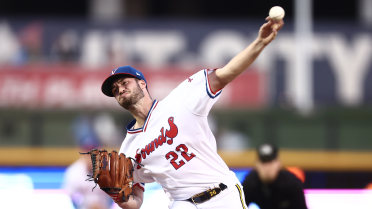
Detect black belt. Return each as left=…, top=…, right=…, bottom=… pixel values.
left=186, top=183, right=227, bottom=204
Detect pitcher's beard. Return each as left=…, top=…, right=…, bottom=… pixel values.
left=119, top=85, right=145, bottom=110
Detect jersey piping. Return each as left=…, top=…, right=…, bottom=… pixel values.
left=126, top=100, right=159, bottom=134
left=204, top=69, right=222, bottom=98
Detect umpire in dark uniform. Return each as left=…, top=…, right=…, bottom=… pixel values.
left=242, top=143, right=307, bottom=209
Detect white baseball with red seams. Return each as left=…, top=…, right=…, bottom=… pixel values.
left=119, top=69, right=246, bottom=207
left=269, top=6, right=285, bottom=21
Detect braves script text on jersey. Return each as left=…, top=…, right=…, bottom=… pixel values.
left=119, top=69, right=246, bottom=207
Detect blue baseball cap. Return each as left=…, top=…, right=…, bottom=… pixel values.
left=101, top=66, right=147, bottom=97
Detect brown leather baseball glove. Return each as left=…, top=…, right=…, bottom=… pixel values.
left=82, top=149, right=134, bottom=202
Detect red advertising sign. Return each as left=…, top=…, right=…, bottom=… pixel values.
left=0, top=65, right=266, bottom=109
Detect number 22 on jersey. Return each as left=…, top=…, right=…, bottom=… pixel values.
left=165, top=144, right=196, bottom=170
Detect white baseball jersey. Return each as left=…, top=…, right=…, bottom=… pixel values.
left=119, top=69, right=239, bottom=201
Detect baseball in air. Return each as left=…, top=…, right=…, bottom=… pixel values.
left=269, top=6, right=285, bottom=21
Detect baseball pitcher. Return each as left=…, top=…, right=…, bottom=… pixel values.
left=87, top=16, right=283, bottom=209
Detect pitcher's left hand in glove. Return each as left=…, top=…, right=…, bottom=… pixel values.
left=82, top=149, right=134, bottom=203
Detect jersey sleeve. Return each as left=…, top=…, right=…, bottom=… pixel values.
left=167, top=69, right=222, bottom=116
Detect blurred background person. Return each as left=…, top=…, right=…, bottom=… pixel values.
left=242, top=143, right=307, bottom=209
left=63, top=114, right=113, bottom=209
left=63, top=154, right=113, bottom=209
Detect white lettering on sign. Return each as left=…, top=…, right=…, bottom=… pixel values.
left=0, top=23, right=20, bottom=64
left=79, top=78, right=119, bottom=108
left=51, top=29, right=372, bottom=107
left=132, top=31, right=186, bottom=68
left=196, top=32, right=372, bottom=106
left=0, top=76, right=40, bottom=108
left=80, top=31, right=107, bottom=68
left=43, top=77, right=77, bottom=108
left=199, top=31, right=249, bottom=67
left=325, top=34, right=372, bottom=105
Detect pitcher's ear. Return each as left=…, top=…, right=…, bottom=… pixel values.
left=138, top=79, right=147, bottom=89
